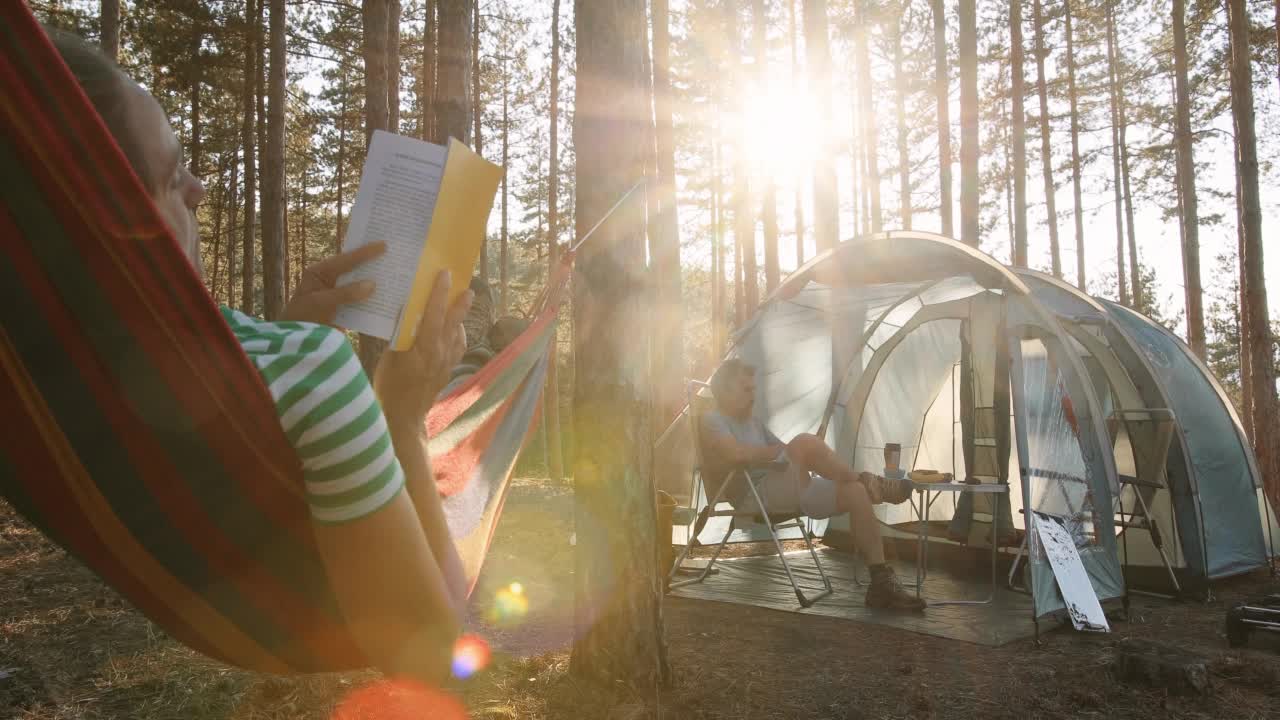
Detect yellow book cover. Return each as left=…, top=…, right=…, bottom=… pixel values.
left=334, top=131, right=502, bottom=350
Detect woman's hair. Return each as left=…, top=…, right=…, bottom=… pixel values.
left=44, top=26, right=155, bottom=190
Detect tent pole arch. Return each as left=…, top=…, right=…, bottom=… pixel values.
left=1017, top=269, right=1215, bottom=581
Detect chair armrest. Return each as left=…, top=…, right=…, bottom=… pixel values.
left=727, top=460, right=789, bottom=474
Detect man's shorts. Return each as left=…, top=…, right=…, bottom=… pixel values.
left=735, top=463, right=841, bottom=520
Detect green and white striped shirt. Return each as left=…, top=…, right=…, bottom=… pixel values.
left=221, top=308, right=405, bottom=524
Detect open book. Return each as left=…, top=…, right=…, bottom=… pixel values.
left=335, top=130, right=502, bottom=350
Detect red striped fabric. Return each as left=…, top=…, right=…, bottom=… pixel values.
left=0, top=3, right=568, bottom=674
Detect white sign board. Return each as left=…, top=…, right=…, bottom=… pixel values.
left=1035, top=513, right=1110, bottom=632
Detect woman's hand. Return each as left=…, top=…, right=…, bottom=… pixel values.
left=280, top=242, right=386, bottom=326
left=374, top=270, right=473, bottom=426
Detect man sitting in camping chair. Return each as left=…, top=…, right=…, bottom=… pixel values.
left=702, top=359, right=925, bottom=610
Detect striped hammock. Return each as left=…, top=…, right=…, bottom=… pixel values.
left=0, top=4, right=566, bottom=674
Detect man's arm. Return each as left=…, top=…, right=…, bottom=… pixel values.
left=701, top=414, right=786, bottom=467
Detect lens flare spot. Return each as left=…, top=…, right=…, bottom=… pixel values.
left=451, top=634, right=491, bottom=680
left=487, top=582, right=530, bottom=625
left=332, top=678, right=465, bottom=720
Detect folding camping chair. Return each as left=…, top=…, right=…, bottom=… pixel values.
left=1107, top=408, right=1181, bottom=594
left=667, top=381, right=834, bottom=608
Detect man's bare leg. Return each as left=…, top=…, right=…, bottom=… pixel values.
left=836, top=481, right=886, bottom=565
left=786, top=433, right=924, bottom=610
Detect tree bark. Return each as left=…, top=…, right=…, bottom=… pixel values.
left=241, top=0, right=258, bottom=314
left=361, top=0, right=391, bottom=368
left=804, top=0, right=839, bottom=252
left=790, top=0, right=806, bottom=260
left=209, top=155, right=227, bottom=302
left=226, top=148, right=240, bottom=306
left=752, top=0, right=780, bottom=291
left=388, top=0, right=401, bottom=133
left=437, top=0, right=473, bottom=144
left=570, top=0, right=669, bottom=688
left=499, top=53, right=509, bottom=315
left=1172, top=0, right=1205, bottom=357
left=1104, top=0, right=1127, bottom=304
left=893, top=4, right=910, bottom=231
left=100, top=0, right=119, bottom=61
left=854, top=0, right=881, bottom=234
left=545, top=0, right=565, bottom=482
left=931, top=0, right=952, bottom=238
left=1009, top=0, right=1028, bottom=268
left=422, top=0, right=437, bottom=141
left=336, top=69, right=349, bottom=242
left=472, top=0, right=487, bottom=283
left=1113, top=1, right=1139, bottom=309
left=726, top=2, right=758, bottom=314
left=958, top=0, right=979, bottom=247
left=262, top=0, right=287, bottom=320
left=1064, top=0, right=1085, bottom=289
left=712, top=121, right=725, bottom=355
left=1032, top=0, right=1059, bottom=277
left=653, top=0, right=685, bottom=425
left=1227, top=0, right=1278, bottom=499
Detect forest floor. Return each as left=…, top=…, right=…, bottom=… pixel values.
left=2, top=477, right=1278, bottom=720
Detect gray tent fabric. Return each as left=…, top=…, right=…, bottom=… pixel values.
left=1013, top=269, right=1273, bottom=587
left=1101, top=300, right=1267, bottom=579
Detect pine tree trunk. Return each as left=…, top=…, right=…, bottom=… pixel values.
left=1104, top=1, right=1127, bottom=305
left=210, top=155, right=227, bottom=301
left=189, top=31, right=203, bottom=182
left=1064, top=0, right=1085, bottom=289
left=727, top=2, right=758, bottom=313
left=437, top=0, right=472, bottom=144
left=850, top=87, right=861, bottom=236
left=472, top=0, right=487, bottom=283
left=894, top=5, right=910, bottom=231
left=1172, top=0, right=1205, bottom=357
left=855, top=0, right=881, bottom=234
left=422, top=0, right=437, bottom=142
left=1226, top=0, right=1278, bottom=501
left=712, top=123, right=725, bottom=355
left=388, top=0, right=401, bottom=133
left=752, top=0, right=780, bottom=290
left=499, top=56, right=509, bottom=314
left=360, top=0, right=391, bottom=369
left=804, top=0, right=839, bottom=252
left=241, top=0, right=258, bottom=314
left=262, top=0, right=287, bottom=320
left=544, top=0, right=565, bottom=482
left=570, top=0, right=670, bottom=688
left=1114, top=13, right=1140, bottom=310
left=790, top=0, right=806, bottom=260
left=958, top=0, right=979, bottom=247
left=100, top=0, right=119, bottom=61
left=226, top=148, right=240, bottom=306
left=336, top=70, right=349, bottom=241
left=300, top=165, right=308, bottom=277
left=653, top=0, right=685, bottom=424
left=931, top=0, right=952, bottom=238
left=1032, top=0, right=1059, bottom=277
left=1009, top=0, right=1028, bottom=268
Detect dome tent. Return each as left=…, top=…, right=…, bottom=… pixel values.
left=658, top=232, right=1128, bottom=623
left=658, top=232, right=1277, bottom=621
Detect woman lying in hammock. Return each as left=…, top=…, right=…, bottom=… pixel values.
left=50, top=29, right=469, bottom=684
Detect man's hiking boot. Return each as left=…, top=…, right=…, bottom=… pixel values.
left=865, top=565, right=927, bottom=611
